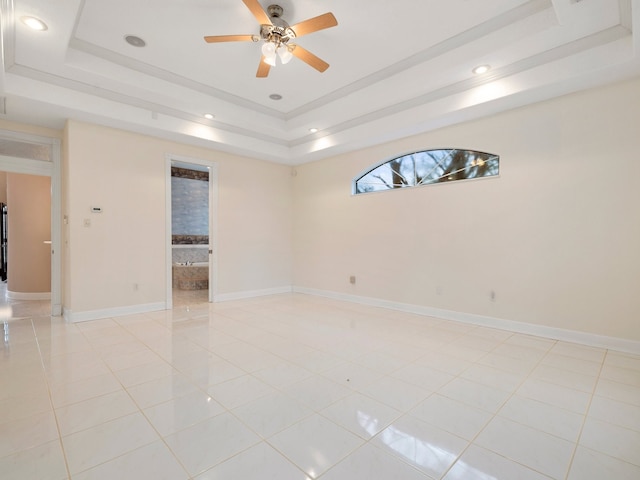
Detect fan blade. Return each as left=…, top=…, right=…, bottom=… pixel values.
left=204, top=34, right=256, bottom=43
left=290, top=45, right=329, bottom=72
left=290, top=12, right=337, bottom=37
left=256, top=57, right=271, bottom=77
left=242, top=0, right=272, bottom=25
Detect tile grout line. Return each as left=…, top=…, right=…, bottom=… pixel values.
left=561, top=347, right=608, bottom=480
left=116, top=306, right=321, bottom=478
left=110, top=314, right=213, bottom=480
left=64, top=315, right=190, bottom=479
left=435, top=332, right=558, bottom=479
left=31, top=316, right=73, bottom=480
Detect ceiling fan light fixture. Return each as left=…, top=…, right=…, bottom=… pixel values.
left=277, top=45, right=292, bottom=64
left=264, top=53, right=277, bottom=66
left=203, top=2, right=338, bottom=78
left=261, top=41, right=276, bottom=57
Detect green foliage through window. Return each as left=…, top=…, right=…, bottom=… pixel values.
left=354, top=148, right=499, bottom=194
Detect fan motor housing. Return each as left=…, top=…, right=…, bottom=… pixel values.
left=267, top=5, right=283, bottom=18
left=261, top=5, right=295, bottom=44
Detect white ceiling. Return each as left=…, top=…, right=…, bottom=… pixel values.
left=2, top=0, right=638, bottom=165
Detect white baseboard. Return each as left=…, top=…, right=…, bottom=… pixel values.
left=214, top=286, right=293, bottom=302
left=64, top=302, right=166, bottom=323
left=62, top=285, right=294, bottom=323
left=293, top=286, right=640, bottom=355
left=57, top=286, right=640, bottom=354
left=7, top=291, right=51, bottom=300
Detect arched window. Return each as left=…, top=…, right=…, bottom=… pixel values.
left=353, top=148, right=499, bottom=194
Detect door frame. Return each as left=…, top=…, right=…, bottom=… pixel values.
left=165, top=154, right=218, bottom=308
left=0, top=129, right=62, bottom=316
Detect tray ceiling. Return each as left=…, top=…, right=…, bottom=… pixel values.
left=1, top=0, right=638, bottom=164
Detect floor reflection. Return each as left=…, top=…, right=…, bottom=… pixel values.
left=172, top=287, right=208, bottom=307
left=0, top=283, right=209, bottom=320
left=378, top=422, right=459, bottom=475
left=0, top=281, right=51, bottom=319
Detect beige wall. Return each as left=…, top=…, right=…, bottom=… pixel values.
left=293, top=77, right=640, bottom=341
left=2, top=79, right=637, bottom=344
left=6, top=173, right=52, bottom=293
left=64, top=121, right=292, bottom=314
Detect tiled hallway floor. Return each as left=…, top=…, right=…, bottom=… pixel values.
left=0, top=281, right=51, bottom=320
left=1, top=293, right=639, bottom=479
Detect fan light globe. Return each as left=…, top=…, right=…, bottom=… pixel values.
left=277, top=46, right=293, bottom=64
left=264, top=53, right=277, bottom=66
left=261, top=41, right=276, bottom=56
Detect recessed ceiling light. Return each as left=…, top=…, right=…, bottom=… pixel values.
left=472, top=64, right=491, bottom=75
left=269, top=94, right=283, bottom=100
left=20, top=16, right=48, bottom=31
left=204, top=113, right=214, bottom=119
left=309, top=128, right=318, bottom=133
left=125, top=35, right=146, bottom=47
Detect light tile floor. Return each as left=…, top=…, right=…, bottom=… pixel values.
left=1, top=292, right=639, bottom=479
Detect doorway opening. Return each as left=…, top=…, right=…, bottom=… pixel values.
left=165, top=155, right=217, bottom=309
left=0, top=172, right=52, bottom=319
left=0, top=131, right=61, bottom=317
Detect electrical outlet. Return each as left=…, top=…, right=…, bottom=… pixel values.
left=133, top=283, right=139, bottom=291
left=349, top=275, right=356, bottom=284
left=490, top=290, right=496, bottom=302
left=83, top=218, right=91, bottom=227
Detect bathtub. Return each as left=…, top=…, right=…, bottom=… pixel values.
left=172, top=262, right=209, bottom=290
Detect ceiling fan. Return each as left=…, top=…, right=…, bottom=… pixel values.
left=204, top=0, right=338, bottom=78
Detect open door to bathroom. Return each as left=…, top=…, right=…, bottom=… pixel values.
left=166, top=156, right=218, bottom=307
